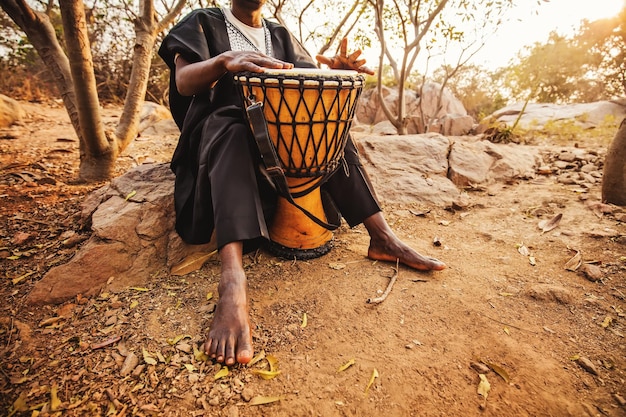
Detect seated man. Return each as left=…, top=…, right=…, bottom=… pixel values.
left=158, top=0, right=445, bottom=366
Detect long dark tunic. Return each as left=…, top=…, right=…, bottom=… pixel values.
left=158, top=8, right=380, bottom=251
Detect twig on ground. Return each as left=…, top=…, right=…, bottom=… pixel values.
left=367, top=259, right=399, bottom=304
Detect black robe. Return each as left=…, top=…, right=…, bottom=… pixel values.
left=158, top=8, right=380, bottom=249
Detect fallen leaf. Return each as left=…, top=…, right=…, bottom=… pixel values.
left=248, top=350, right=266, bottom=367
left=564, top=250, right=582, bottom=271
left=166, top=335, right=191, bottom=346
left=214, top=366, right=229, bottom=380
left=266, top=354, right=279, bottom=372
left=249, top=396, right=281, bottom=406
left=125, top=190, right=137, bottom=201
left=484, top=361, right=510, bottom=383
left=50, top=385, right=61, bottom=411
left=529, top=256, right=536, bottom=266
left=503, top=327, right=510, bottom=336
left=538, top=213, right=562, bottom=233
left=8, top=392, right=28, bottom=417
left=301, top=313, right=308, bottom=328
left=328, top=262, right=346, bottom=270
left=337, top=358, right=356, bottom=373
left=206, top=291, right=213, bottom=301
left=170, top=251, right=217, bottom=276
left=184, top=363, right=196, bottom=372
left=129, top=287, right=150, bottom=292
left=477, top=374, right=490, bottom=399
left=251, top=369, right=281, bottom=380
left=364, top=368, right=379, bottom=395
left=601, top=316, right=613, bottom=328
left=11, top=271, right=35, bottom=285
left=129, top=300, right=139, bottom=309
left=142, top=348, right=157, bottom=365
left=193, top=345, right=209, bottom=362
left=517, top=243, right=530, bottom=256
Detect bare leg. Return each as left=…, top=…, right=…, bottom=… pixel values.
left=364, top=212, right=446, bottom=271
left=204, top=241, right=254, bottom=365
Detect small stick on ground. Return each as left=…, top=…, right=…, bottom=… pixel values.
left=367, top=259, right=399, bottom=304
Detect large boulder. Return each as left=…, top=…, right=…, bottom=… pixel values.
left=485, top=101, right=626, bottom=129
left=27, top=164, right=214, bottom=305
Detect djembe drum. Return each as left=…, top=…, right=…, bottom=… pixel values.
left=234, top=68, right=364, bottom=260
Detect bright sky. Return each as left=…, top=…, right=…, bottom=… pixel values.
left=473, top=0, right=625, bottom=70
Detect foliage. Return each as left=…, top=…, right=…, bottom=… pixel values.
left=0, top=0, right=208, bottom=104
left=499, top=7, right=626, bottom=104
left=432, top=63, right=506, bottom=120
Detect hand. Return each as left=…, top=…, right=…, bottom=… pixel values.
left=223, top=50, right=294, bottom=73
left=316, top=38, right=375, bottom=75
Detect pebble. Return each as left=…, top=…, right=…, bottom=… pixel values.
left=581, top=263, right=603, bottom=282
left=576, top=356, right=599, bottom=376
left=241, top=388, right=254, bottom=402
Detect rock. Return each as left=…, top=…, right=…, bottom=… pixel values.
left=0, top=94, right=26, bottom=128
left=485, top=101, right=626, bottom=130
left=27, top=163, right=215, bottom=305
left=525, top=284, right=573, bottom=305
left=576, top=356, right=599, bottom=376
left=580, top=263, right=603, bottom=282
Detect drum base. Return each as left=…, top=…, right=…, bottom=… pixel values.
left=267, top=238, right=333, bottom=260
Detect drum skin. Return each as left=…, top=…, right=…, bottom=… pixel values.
left=235, top=69, right=364, bottom=258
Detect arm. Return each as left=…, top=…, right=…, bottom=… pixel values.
left=175, top=51, right=295, bottom=96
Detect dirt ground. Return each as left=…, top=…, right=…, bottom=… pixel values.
left=0, top=102, right=625, bottom=417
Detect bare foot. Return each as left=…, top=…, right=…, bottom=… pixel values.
left=364, top=212, right=446, bottom=271
left=204, top=243, right=254, bottom=365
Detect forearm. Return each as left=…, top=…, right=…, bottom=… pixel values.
left=175, top=54, right=229, bottom=96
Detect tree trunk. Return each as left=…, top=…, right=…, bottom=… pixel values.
left=59, top=0, right=116, bottom=181
left=601, top=118, right=626, bottom=206
left=0, top=0, right=82, bottom=144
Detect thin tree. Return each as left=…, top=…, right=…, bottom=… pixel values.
left=0, top=0, right=186, bottom=181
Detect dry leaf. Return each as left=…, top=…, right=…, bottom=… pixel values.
left=206, top=291, right=213, bottom=301
left=485, top=361, right=510, bottom=383
left=337, top=358, right=356, bottom=373
left=301, top=313, right=308, bottom=328
left=248, top=350, right=266, bottom=367
left=564, top=250, right=582, bottom=271
left=125, top=190, right=137, bottom=201
left=193, top=345, right=209, bottom=362
left=129, top=300, right=139, bottom=309
left=184, top=363, right=196, bottom=372
left=328, top=262, right=346, bottom=270
left=517, top=244, right=530, bottom=256
left=249, top=396, right=281, bottom=406
left=251, top=369, right=282, bottom=380
left=12, top=270, right=35, bottom=285
left=266, top=355, right=279, bottom=372
left=142, top=348, right=157, bottom=365
left=601, top=316, right=613, bottom=328
left=50, top=385, right=61, bottom=411
left=529, top=256, right=536, bottom=266
left=214, top=366, right=229, bottom=380
left=538, top=213, right=562, bottom=233
left=364, top=368, right=379, bottom=395
left=170, top=251, right=217, bottom=276
left=477, top=374, right=490, bottom=399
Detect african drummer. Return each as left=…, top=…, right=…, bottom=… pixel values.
left=158, top=0, right=446, bottom=366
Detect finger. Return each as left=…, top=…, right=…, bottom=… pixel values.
left=352, top=58, right=367, bottom=68
left=359, top=65, right=375, bottom=76
left=348, top=49, right=362, bottom=61
left=316, top=54, right=332, bottom=66
left=340, top=37, right=348, bottom=57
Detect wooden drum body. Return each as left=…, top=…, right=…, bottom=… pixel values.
left=234, top=69, right=364, bottom=259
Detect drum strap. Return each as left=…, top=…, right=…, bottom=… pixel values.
left=245, top=102, right=339, bottom=231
